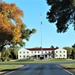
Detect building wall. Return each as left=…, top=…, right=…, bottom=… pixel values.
left=18, top=48, right=67, bottom=59
left=31, top=50, right=52, bottom=59
left=18, top=48, right=53, bottom=59
left=18, top=49, right=32, bottom=59
left=54, top=49, right=67, bottom=58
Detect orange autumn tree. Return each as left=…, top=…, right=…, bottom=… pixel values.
left=0, top=2, right=23, bottom=44
left=0, top=1, right=36, bottom=50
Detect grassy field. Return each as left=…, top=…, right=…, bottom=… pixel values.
left=60, top=63, right=75, bottom=72
left=60, top=64, right=75, bottom=69
left=16, top=59, right=75, bottom=63
left=0, top=65, right=23, bottom=71
left=0, top=59, right=75, bottom=65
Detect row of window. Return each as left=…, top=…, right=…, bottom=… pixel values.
left=19, top=54, right=49, bottom=58
left=20, top=55, right=29, bottom=58
left=56, top=55, right=66, bottom=57
left=19, top=51, right=51, bottom=54
left=20, top=51, right=29, bottom=54
left=55, top=51, right=65, bottom=53
left=19, top=55, right=66, bottom=58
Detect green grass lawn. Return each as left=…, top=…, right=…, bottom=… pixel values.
left=0, top=65, right=23, bottom=71
left=1, top=59, right=74, bottom=65
left=0, top=59, right=75, bottom=65
left=60, top=64, right=75, bottom=69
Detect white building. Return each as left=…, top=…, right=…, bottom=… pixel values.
left=18, top=48, right=31, bottom=59
left=18, top=48, right=67, bottom=59
left=54, top=48, right=67, bottom=58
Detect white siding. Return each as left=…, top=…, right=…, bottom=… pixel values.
left=18, top=48, right=67, bottom=59
left=54, top=49, right=67, bottom=58
left=18, top=49, right=32, bottom=59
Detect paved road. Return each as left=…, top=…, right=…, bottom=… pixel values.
left=2, top=63, right=75, bottom=75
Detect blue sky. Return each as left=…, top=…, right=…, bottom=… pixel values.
left=3, top=0, right=75, bottom=48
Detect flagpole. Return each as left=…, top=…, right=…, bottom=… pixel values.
left=40, top=14, right=43, bottom=58
left=40, top=15, right=42, bottom=49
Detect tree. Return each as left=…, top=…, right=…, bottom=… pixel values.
left=46, top=0, right=75, bottom=33
left=51, top=50, right=55, bottom=58
left=71, top=49, right=75, bottom=59
left=0, top=1, right=36, bottom=50
left=50, top=45, right=54, bottom=48
left=56, top=46, right=59, bottom=49
left=18, top=23, right=36, bottom=47
left=72, top=44, right=75, bottom=49
left=1, top=48, right=10, bottom=61
left=70, top=44, right=75, bottom=59
left=9, top=45, right=18, bottom=59
left=0, top=2, right=23, bottom=43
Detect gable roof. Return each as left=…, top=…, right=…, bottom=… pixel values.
left=55, top=48, right=67, bottom=51
left=26, top=48, right=58, bottom=51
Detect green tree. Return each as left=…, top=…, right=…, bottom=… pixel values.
left=63, top=47, right=72, bottom=58
left=50, top=45, right=54, bottom=48
left=72, top=44, right=75, bottom=49
left=46, top=0, right=75, bottom=33
left=71, top=44, right=75, bottom=59
left=1, top=48, right=10, bottom=61
left=18, top=24, right=36, bottom=47
left=9, top=45, right=19, bottom=59
left=56, top=46, right=59, bottom=49
left=71, top=49, right=75, bottom=59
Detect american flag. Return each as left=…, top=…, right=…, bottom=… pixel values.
left=40, top=15, right=42, bottom=25
left=40, top=15, right=42, bottom=19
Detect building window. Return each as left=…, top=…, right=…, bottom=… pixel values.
left=38, top=51, right=39, bottom=53
left=20, top=52, right=21, bottom=54
left=60, top=51, right=61, bottom=53
left=35, top=51, right=36, bottom=53
left=20, top=55, right=21, bottom=57
left=23, top=55, right=25, bottom=58
left=27, top=51, right=29, bottom=53
left=23, top=52, right=25, bottom=53
left=32, top=51, right=33, bottom=53
left=56, top=51, right=58, bottom=53
left=60, top=55, right=61, bottom=57
left=63, top=51, right=65, bottom=53
left=27, top=55, right=29, bottom=57
left=63, top=55, right=65, bottom=57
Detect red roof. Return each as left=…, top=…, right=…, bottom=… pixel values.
left=26, top=48, right=58, bottom=51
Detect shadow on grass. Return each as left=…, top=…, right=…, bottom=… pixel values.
left=62, top=67, right=75, bottom=70
left=0, top=68, right=19, bottom=72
